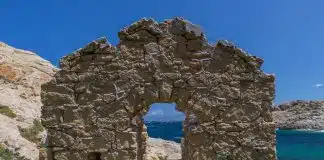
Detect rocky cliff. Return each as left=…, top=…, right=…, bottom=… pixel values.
left=145, top=138, right=181, bottom=160
left=272, top=100, right=324, bottom=130
left=0, top=42, right=57, bottom=159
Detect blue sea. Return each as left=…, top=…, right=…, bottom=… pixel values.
left=145, top=121, right=324, bottom=160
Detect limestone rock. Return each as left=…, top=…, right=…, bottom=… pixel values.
left=0, top=42, right=57, bottom=159
left=145, top=138, right=181, bottom=160
left=272, top=100, right=324, bottom=130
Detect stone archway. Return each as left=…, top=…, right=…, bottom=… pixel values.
left=41, top=17, right=276, bottom=160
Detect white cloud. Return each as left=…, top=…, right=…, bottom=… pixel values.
left=313, top=84, right=324, bottom=88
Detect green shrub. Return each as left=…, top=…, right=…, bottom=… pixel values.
left=0, top=144, right=27, bottom=160
left=0, top=105, right=16, bottom=118
left=0, top=144, right=14, bottom=160
left=18, top=119, right=44, bottom=144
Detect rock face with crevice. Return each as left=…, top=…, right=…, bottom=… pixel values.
left=41, top=18, right=276, bottom=160
left=0, top=42, right=57, bottom=159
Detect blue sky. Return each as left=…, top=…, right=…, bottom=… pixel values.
left=1, top=0, right=324, bottom=120
left=143, top=103, right=185, bottom=122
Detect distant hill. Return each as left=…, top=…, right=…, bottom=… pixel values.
left=144, top=114, right=185, bottom=122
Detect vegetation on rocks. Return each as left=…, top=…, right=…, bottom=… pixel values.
left=0, top=144, right=14, bottom=160
left=0, top=104, right=16, bottom=118
left=0, top=144, right=27, bottom=160
left=0, top=42, right=56, bottom=159
left=18, top=119, right=44, bottom=144
left=215, top=152, right=234, bottom=160
left=151, top=156, right=166, bottom=160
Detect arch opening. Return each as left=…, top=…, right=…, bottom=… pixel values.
left=144, top=102, right=185, bottom=142
left=140, top=102, right=185, bottom=160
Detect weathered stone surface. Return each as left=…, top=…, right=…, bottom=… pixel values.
left=0, top=42, right=57, bottom=159
left=145, top=138, right=181, bottom=160
left=273, top=100, right=324, bottom=130
left=41, top=17, right=276, bottom=160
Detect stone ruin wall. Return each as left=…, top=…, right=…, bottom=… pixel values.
left=41, top=18, right=276, bottom=160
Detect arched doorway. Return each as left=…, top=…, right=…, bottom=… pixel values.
left=41, top=18, right=276, bottom=160
left=143, top=103, right=184, bottom=159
